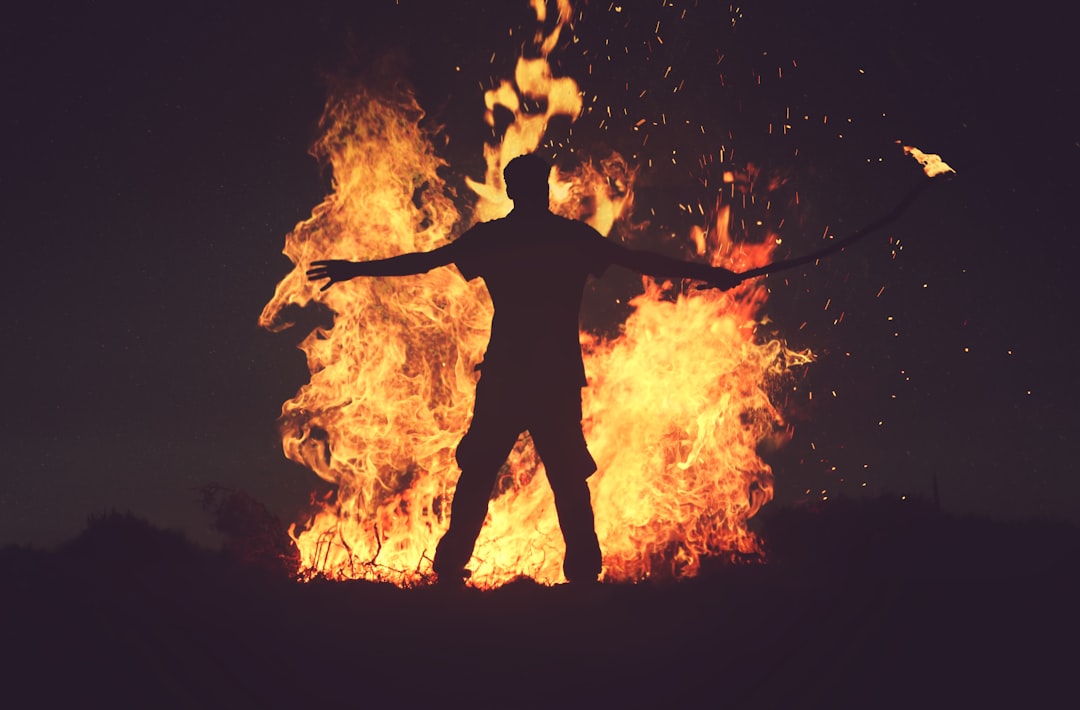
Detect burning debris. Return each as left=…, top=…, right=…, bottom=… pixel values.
left=902, top=144, right=956, bottom=178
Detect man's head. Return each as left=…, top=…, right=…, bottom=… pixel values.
left=503, top=153, right=551, bottom=209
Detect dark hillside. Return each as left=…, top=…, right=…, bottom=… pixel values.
left=4, top=501, right=1076, bottom=708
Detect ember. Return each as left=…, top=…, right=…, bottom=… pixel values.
left=902, top=144, right=956, bottom=178
left=259, top=1, right=810, bottom=587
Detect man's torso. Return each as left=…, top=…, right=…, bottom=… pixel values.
left=450, top=211, right=612, bottom=387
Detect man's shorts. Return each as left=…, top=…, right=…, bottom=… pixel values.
left=455, top=372, right=597, bottom=480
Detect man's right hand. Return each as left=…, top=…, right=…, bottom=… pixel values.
left=306, top=260, right=357, bottom=291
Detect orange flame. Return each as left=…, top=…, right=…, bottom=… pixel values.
left=260, top=4, right=810, bottom=587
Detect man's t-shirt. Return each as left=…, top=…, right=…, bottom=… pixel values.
left=447, top=209, right=614, bottom=388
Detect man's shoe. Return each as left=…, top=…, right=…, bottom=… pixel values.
left=434, top=567, right=471, bottom=588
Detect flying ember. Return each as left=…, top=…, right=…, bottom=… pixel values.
left=902, top=145, right=956, bottom=178
left=259, top=2, right=811, bottom=588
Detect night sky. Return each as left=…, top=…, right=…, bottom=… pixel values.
left=4, top=0, right=1076, bottom=549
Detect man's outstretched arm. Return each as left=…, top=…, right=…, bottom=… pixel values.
left=607, top=243, right=744, bottom=290
left=306, top=245, right=455, bottom=291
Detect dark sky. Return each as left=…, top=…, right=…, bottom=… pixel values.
left=3, top=0, right=1076, bottom=548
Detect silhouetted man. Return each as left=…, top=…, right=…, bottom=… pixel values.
left=307, top=153, right=741, bottom=585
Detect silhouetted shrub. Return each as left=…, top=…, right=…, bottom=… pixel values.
left=58, top=510, right=198, bottom=571
left=199, top=483, right=300, bottom=577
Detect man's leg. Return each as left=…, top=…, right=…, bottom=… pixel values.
left=433, top=376, right=521, bottom=580
left=433, top=461, right=502, bottom=579
left=545, top=473, right=602, bottom=583
left=529, top=389, right=602, bottom=583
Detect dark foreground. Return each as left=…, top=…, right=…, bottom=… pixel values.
left=3, top=499, right=1077, bottom=708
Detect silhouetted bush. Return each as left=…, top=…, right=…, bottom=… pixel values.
left=58, top=509, right=200, bottom=571
left=199, top=483, right=300, bottom=577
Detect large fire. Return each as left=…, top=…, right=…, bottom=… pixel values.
left=259, top=2, right=811, bottom=588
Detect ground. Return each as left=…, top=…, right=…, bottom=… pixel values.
left=3, top=499, right=1076, bottom=708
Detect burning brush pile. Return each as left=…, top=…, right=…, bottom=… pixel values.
left=259, top=1, right=811, bottom=588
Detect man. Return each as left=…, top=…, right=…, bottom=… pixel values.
left=307, top=153, right=742, bottom=585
